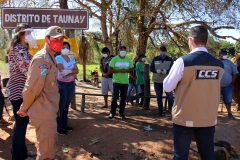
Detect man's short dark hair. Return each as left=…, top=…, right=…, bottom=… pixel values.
left=189, top=25, right=208, bottom=45
left=102, top=47, right=110, bottom=53
left=160, top=46, right=167, bottom=52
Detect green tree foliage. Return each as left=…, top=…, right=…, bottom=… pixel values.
left=235, top=39, right=240, bottom=54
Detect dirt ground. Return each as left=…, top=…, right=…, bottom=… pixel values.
left=0, top=82, right=240, bottom=160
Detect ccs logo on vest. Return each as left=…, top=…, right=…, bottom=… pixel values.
left=195, top=69, right=219, bottom=80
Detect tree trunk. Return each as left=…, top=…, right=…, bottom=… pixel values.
left=143, top=64, right=150, bottom=109
left=136, top=0, right=148, bottom=55
left=82, top=60, right=87, bottom=81
left=100, top=8, right=113, bottom=54
left=136, top=33, right=148, bottom=55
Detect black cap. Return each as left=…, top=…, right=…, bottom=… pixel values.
left=118, top=44, right=127, bottom=50
left=139, top=53, right=146, bottom=57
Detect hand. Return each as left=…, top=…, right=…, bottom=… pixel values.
left=61, top=69, right=72, bottom=76
left=157, top=69, right=162, bottom=74
left=162, top=69, right=167, bottom=74
left=121, top=69, right=127, bottom=73
left=103, top=73, right=109, bottom=78
left=17, top=110, right=28, bottom=117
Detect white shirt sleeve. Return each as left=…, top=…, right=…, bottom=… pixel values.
left=163, top=58, right=184, bottom=92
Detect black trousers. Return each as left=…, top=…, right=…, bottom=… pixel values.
left=11, top=98, right=29, bottom=160
left=110, top=83, right=128, bottom=116
left=0, top=89, right=4, bottom=120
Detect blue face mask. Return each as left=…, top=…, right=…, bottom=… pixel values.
left=160, top=54, right=165, bottom=59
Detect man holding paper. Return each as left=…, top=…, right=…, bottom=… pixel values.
left=150, top=46, right=174, bottom=116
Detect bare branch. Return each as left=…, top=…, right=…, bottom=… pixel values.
left=149, top=36, right=159, bottom=50
left=74, top=0, right=101, bottom=19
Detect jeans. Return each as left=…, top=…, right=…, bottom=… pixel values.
left=11, top=98, right=29, bottom=160
left=57, top=81, right=75, bottom=130
left=173, top=124, right=215, bottom=160
left=126, top=83, right=140, bottom=103
left=154, top=83, right=174, bottom=113
left=221, top=85, right=234, bottom=105
left=0, top=89, right=4, bottom=120
left=110, top=83, right=128, bottom=116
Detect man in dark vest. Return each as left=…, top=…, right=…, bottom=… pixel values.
left=163, top=26, right=224, bottom=159
left=150, top=46, right=174, bottom=116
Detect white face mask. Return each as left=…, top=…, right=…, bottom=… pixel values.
left=119, top=50, right=126, bottom=57
left=222, top=55, right=228, bottom=59
left=142, top=58, right=145, bottom=61
left=103, top=54, right=108, bottom=58
left=61, top=48, right=70, bottom=55
left=24, top=28, right=38, bottom=48
left=25, top=35, right=38, bottom=48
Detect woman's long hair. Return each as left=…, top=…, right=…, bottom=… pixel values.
left=5, top=23, right=31, bottom=63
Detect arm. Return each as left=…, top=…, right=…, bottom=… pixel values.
left=20, top=58, right=47, bottom=113
left=67, top=64, right=79, bottom=76
left=163, top=58, right=184, bottom=92
left=127, top=67, right=133, bottom=73
left=13, top=49, right=32, bottom=76
left=150, top=58, right=157, bottom=73
left=108, top=66, right=125, bottom=73
left=100, top=64, right=105, bottom=74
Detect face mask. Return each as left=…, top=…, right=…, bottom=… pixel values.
left=46, top=38, right=63, bottom=52
left=119, top=50, right=126, bottom=57
left=160, top=54, right=165, bottom=59
left=24, top=29, right=37, bottom=48
left=142, top=58, right=145, bottom=61
left=103, top=54, right=108, bottom=58
left=61, top=48, right=70, bottom=55
left=222, top=55, right=228, bottom=59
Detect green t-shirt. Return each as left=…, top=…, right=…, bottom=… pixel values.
left=136, top=61, right=144, bottom=85
left=109, top=55, right=134, bottom=84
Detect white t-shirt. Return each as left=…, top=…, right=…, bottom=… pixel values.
left=55, top=55, right=76, bottom=82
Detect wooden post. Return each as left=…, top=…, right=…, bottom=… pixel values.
left=81, top=94, right=85, bottom=113
left=143, top=64, right=150, bottom=109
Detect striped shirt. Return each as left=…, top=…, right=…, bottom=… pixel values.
left=6, top=43, right=32, bottom=101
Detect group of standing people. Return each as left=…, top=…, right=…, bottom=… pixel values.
left=3, top=23, right=77, bottom=160
left=1, top=23, right=238, bottom=160
left=99, top=44, right=175, bottom=119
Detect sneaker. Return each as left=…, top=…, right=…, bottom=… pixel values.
left=108, top=113, right=114, bottom=119
left=228, top=113, right=235, bottom=120
left=63, top=126, right=73, bottom=133
left=130, top=99, right=134, bottom=106
left=57, top=129, right=68, bottom=135
left=101, top=105, right=108, bottom=108
left=0, top=119, right=12, bottom=126
left=120, top=115, right=126, bottom=120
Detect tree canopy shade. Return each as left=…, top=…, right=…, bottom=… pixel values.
left=71, top=0, right=239, bottom=55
